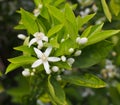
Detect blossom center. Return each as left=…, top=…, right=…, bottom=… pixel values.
left=36, top=34, right=43, bottom=40
left=41, top=54, right=47, bottom=62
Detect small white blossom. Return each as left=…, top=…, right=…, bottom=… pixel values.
left=31, top=72, right=35, bottom=76
left=61, top=56, right=66, bottom=62
left=22, top=68, right=30, bottom=77
left=33, top=9, right=40, bottom=17
left=17, top=34, right=26, bottom=40
left=52, top=66, right=59, bottom=72
left=69, top=48, right=74, bottom=53
left=67, top=58, right=75, bottom=65
left=32, top=47, right=61, bottom=74
left=74, top=50, right=82, bottom=56
left=56, top=75, right=62, bottom=81
left=76, top=37, right=88, bottom=44
left=61, top=38, right=65, bottom=43
left=29, top=32, right=48, bottom=49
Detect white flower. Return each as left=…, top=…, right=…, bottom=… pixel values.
left=22, top=68, right=30, bottom=77
left=32, top=47, right=61, bottom=74
left=52, top=66, right=59, bottom=72
left=56, top=75, right=62, bottom=81
left=29, top=32, right=48, bottom=49
left=67, top=58, right=75, bottom=65
left=33, top=9, right=40, bottom=17
left=74, top=50, right=82, bottom=56
left=76, top=37, right=88, bottom=44
left=61, top=56, right=66, bottom=62
left=69, top=48, right=74, bottom=53
left=17, top=34, right=26, bottom=40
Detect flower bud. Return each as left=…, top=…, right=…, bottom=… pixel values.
left=22, top=68, right=30, bottom=77
left=17, top=34, right=26, bottom=40
left=69, top=48, right=74, bottom=53
left=74, top=50, right=82, bottom=56
left=52, top=66, right=59, bottom=72
left=79, top=37, right=88, bottom=44
left=61, top=56, right=66, bottom=62
left=67, top=58, right=75, bottom=65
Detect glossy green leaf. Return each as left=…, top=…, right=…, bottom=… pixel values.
left=8, top=56, right=37, bottom=64
left=54, top=61, right=71, bottom=70
left=101, top=0, right=112, bottom=22
left=110, top=0, right=120, bottom=16
left=48, top=76, right=67, bottom=105
left=49, top=35, right=59, bottom=48
left=47, top=5, right=64, bottom=22
left=65, top=4, right=78, bottom=39
left=74, top=41, right=113, bottom=68
left=87, top=30, right=120, bottom=46
left=14, top=45, right=35, bottom=55
left=47, top=24, right=63, bottom=37
left=20, top=8, right=38, bottom=34
left=76, top=13, right=95, bottom=30
left=62, top=74, right=107, bottom=88
left=6, top=63, right=22, bottom=74
left=55, top=38, right=78, bottom=56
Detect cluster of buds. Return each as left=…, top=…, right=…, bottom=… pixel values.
left=18, top=32, right=88, bottom=76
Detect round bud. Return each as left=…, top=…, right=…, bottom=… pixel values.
left=61, top=56, right=66, bottom=62
left=74, top=50, right=82, bottom=56
left=52, top=66, right=59, bottom=72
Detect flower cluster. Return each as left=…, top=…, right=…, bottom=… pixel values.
left=18, top=32, right=88, bottom=76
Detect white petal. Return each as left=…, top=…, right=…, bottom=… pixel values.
left=33, top=32, right=39, bottom=37
left=43, top=36, right=48, bottom=42
left=29, top=38, right=37, bottom=47
left=48, top=57, right=61, bottom=62
left=37, top=40, right=43, bottom=48
left=32, top=59, right=42, bottom=68
left=44, top=47, right=52, bottom=57
left=43, top=61, right=51, bottom=74
left=34, top=47, right=43, bottom=58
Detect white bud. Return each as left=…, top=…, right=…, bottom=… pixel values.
left=56, top=75, right=62, bottom=81
left=61, top=39, right=65, bottom=42
left=69, top=48, right=74, bottom=53
left=67, top=58, right=75, bottom=65
left=33, top=69, right=36, bottom=72
left=61, top=56, right=66, bottom=62
left=38, top=4, right=43, bottom=9
left=79, top=37, right=88, bottom=44
left=33, top=9, right=40, bottom=17
left=76, top=37, right=81, bottom=43
left=22, top=69, right=30, bottom=77
left=74, top=50, right=82, bottom=56
left=52, top=66, right=59, bottom=72
left=31, top=72, right=35, bottom=76
left=17, top=34, right=26, bottom=40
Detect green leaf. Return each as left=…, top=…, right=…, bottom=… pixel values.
left=14, top=45, right=35, bottom=55
left=8, top=56, right=37, bottom=64
left=20, top=8, right=38, bottom=34
left=76, top=13, right=95, bottom=30
left=54, top=62, right=71, bottom=70
left=49, top=35, right=59, bottom=48
left=65, top=4, right=78, bottom=39
left=87, top=30, right=120, bottom=46
left=110, top=0, right=120, bottom=16
left=14, top=24, right=26, bottom=30
left=47, top=5, right=64, bottom=22
left=62, top=74, right=107, bottom=88
left=48, top=76, right=67, bottom=105
left=74, top=41, right=113, bottom=68
left=55, top=38, right=78, bottom=56
left=47, top=24, right=63, bottom=37
left=6, top=63, right=22, bottom=74
left=101, top=0, right=112, bottom=22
